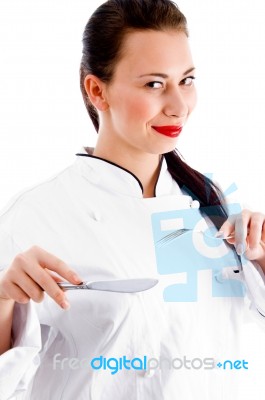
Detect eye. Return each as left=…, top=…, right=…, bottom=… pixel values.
left=181, top=76, right=196, bottom=86
left=145, top=81, right=164, bottom=89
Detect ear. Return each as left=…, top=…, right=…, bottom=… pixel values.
left=84, top=74, right=109, bottom=111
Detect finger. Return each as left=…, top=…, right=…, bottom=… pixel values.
left=17, top=272, right=45, bottom=303
left=45, top=269, right=66, bottom=283
left=234, top=210, right=251, bottom=255
left=247, top=213, right=265, bottom=250
left=25, top=246, right=83, bottom=284
left=216, top=215, right=236, bottom=238
left=262, top=222, right=265, bottom=243
left=1, top=279, right=30, bottom=304
left=23, top=264, right=70, bottom=309
left=11, top=251, right=72, bottom=309
left=45, top=270, right=70, bottom=292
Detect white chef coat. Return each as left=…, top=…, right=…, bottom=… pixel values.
left=0, top=148, right=265, bottom=400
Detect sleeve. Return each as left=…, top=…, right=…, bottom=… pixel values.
left=215, top=186, right=265, bottom=325
left=203, top=203, right=265, bottom=327
left=0, top=229, right=42, bottom=400
left=241, top=258, right=265, bottom=326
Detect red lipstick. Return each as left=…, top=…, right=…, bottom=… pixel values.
left=152, top=125, right=183, bottom=138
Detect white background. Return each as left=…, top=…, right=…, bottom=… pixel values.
left=0, top=2, right=264, bottom=397
left=0, top=0, right=264, bottom=210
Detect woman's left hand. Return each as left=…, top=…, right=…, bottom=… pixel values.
left=218, top=209, right=265, bottom=266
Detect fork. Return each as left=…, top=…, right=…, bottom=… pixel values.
left=157, top=228, right=234, bottom=246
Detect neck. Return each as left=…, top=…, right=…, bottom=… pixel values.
left=92, top=143, right=161, bottom=198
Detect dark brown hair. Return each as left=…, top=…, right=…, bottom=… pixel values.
left=80, top=0, right=229, bottom=229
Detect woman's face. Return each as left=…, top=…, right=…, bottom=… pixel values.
left=100, top=29, right=197, bottom=156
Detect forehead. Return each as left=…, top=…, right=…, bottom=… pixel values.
left=116, top=29, right=193, bottom=76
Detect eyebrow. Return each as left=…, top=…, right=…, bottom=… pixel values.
left=137, top=67, right=196, bottom=79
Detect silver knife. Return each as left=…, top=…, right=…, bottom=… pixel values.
left=57, top=278, right=158, bottom=293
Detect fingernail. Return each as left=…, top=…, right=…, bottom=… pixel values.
left=215, top=231, right=224, bottom=238
left=60, top=300, right=70, bottom=310
left=236, top=243, right=244, bottom=255
left=72, top=274, right=82, bottom=284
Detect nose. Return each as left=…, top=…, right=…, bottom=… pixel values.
left=163, top=87, right=189, bottom=119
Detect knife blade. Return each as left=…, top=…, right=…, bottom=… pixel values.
left=57, top=278, right=158, bottom=293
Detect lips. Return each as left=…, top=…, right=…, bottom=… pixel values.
left=152, top=125, right=183, bottom=138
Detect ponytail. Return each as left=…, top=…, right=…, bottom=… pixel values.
left=165, top=150, right=228, bottom=229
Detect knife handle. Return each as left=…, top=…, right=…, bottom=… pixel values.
left=58, top=282, right=87, bottom=290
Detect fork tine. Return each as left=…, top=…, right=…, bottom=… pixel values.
left=157, top=228, right=191, bottom=246
left=156, top=228, right=234, bottom=247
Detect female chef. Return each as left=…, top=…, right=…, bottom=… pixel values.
left=0, top=0, right=265, bottom=399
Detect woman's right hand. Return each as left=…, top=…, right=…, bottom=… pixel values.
left=0, top=246, right=82, bottom=309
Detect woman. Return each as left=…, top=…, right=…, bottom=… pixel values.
left=0, top=0, right=265, bottom=399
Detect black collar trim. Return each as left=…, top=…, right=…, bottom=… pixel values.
left=76, top=153, right=144, bottom=193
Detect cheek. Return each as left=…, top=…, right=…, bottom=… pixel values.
left=188, top=89, right=197, bottom=113
left=121, top=94, right=156, bottom=122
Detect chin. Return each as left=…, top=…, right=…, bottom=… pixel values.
left=148, top=143, right=177, bottom=155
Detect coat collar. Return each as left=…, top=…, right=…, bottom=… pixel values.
left=75, top=147, right=183, bottom=199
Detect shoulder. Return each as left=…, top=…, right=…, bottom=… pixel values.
left=0, top=163, right=78, bottom=224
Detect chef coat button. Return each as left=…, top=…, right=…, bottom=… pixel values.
left=93, top=211, right=101, bottom=221
left=144, top=369, right=155, bottom=378
left=191, top=200, right=200, bottom=209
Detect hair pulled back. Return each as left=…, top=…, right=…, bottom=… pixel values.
left=80, top=0, right=229, bottom=229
